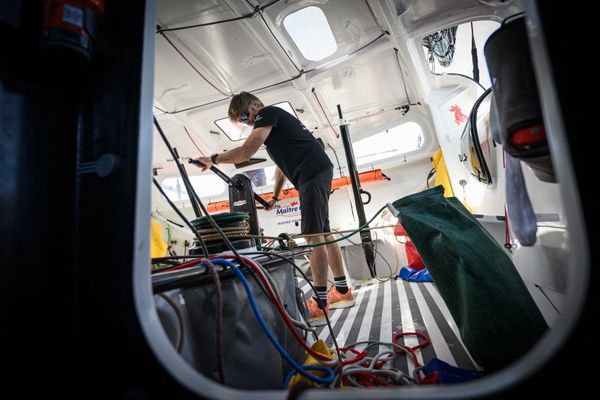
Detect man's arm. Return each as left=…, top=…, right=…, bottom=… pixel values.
left=194, top=126, right=272, bottom=170
left=272, top=167, right=285, bottom=199
left=266, top=167, right=286, bottom=210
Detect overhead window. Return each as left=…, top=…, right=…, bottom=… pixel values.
left=353, top=122, right=424, bottom=165
left=214, top=101, right=297, bottom=141
left=283, top=6, right=337, bottom=61
left=160, top=175, right=226, bottom=201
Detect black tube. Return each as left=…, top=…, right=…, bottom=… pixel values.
left=336, top=104, right=376, bottom=277
left=154, top=118, right=204, bottom=218
left=172, top=148, right=202, bottom=218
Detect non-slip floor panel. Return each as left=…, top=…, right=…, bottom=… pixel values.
left=296, top=277, right=478, bottom=375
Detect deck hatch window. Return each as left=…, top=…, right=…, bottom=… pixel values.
left=353, top=122, right=424, bottom=165
left=283, top=6, right=337, bottom=61
left=215, top=101, right=297, bottom=141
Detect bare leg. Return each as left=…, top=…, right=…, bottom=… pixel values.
left=307, top=235, right=328, bottom=288
left=324, top=234, right=345, bottom=278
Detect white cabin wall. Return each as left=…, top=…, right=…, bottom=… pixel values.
left=425, top=83, right=566, bottom=325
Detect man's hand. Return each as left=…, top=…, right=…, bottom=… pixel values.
left=265, top=198, right=278, bottom=211
left=191, top=156, right=212, bottom=171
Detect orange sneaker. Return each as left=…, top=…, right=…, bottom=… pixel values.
left=327, top=287, right=355, bottom=309
left=307, top=297, right=329, bottom=327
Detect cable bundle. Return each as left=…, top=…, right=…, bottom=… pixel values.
left=190, top=212, right=253, bottom=254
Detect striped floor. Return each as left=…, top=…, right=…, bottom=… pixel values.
left=297, top=277, right=479, bottom=375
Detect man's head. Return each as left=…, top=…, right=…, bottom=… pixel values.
left=228, top=92, right=264, bottom=125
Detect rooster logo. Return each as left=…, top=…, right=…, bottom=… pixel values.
left=450, top=105, right=468, bottom=126
left=290, top=201, right=299, bottom=207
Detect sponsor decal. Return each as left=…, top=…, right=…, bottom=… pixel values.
left=275, top=201, right=301, bottom=217
left=254, top=114, right=263, bottom=122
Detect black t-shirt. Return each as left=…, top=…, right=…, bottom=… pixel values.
left=253, top=106, right=332, bottom=187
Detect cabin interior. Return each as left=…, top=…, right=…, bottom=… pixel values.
left=1, top=0, right=591, bottom=398
left=146, top=0, right=582, bottom=397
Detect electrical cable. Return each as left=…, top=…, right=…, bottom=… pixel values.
left=202, top=259, right=226, bottom=384
left=213, top=255, right=337, bottom=364
left=210, top=258, right=336, bottom=386
left=467, top=87, right=493, bottom=184
left=252, top=259, right=316, bottom=333
left=156, top=293, right=185, bottom=354
left=241, top=251, right=343, bottom=360
left=293, top=205, right=387, bottom=248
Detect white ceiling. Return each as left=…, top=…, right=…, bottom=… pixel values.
left=153, top=0, right=506, bottom=178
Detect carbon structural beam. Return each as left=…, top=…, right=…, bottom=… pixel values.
left=337, top=104, right=376, bottom=277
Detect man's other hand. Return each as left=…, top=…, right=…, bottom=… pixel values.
left=265, top=198, right=278, bottom=211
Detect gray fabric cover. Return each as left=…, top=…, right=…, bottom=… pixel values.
left=155, top=261, right=305, bottom=389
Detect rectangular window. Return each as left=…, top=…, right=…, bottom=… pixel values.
left=283, top=6, right=337, bottom=61
left=353, top=122, right=424, bottom=165
left=214, top=101, right=298, bottom=141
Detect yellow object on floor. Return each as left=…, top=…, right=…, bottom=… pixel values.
left=151, top=219, right=168, bottom=258
left=431, top=148, right=454, bottom=198
left=287, top=339, right=334, bottom=389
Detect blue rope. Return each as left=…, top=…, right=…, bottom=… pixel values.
left=210, top=258, right=335, bottom=386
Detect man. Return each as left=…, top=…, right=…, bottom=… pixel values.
left=194, top=92, right=355, bottom=326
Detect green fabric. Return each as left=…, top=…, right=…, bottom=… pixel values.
left=392, top=186, right=547, bottom=371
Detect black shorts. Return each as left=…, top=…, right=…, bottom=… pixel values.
left=298, top=168, right=333, bottom=234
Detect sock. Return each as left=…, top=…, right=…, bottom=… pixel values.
left=312, top=286, right=328, bottom=308
left=334, top=276, right=349, bottom=294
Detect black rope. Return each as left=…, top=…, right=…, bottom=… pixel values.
left=155, top=0, right=282, bottom=33
left=364, top=0, right=386, bottom=34
left=157, top=14, right=254, bottom=33
left=166, top=32, right=388, bottom=115
left=246, top=0, right=301, bottom=73
left=158, top=32, right=231, bottom=97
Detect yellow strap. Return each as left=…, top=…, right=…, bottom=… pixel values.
left=431, top=148, right=455, bottom=197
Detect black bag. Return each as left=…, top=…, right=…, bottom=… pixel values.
left=485, top=16, right=555, bottom=182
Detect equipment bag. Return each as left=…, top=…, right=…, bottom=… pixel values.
left=391, top=186, right=547, bottom=371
